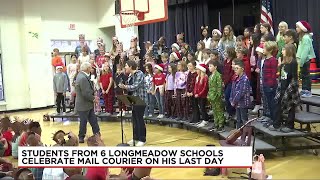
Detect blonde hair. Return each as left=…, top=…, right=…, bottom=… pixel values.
left=264, top=41, right=278, bottom=55
left=276, top=21, right=288, bottom=41
left=221, top=25, right=235, bottom=41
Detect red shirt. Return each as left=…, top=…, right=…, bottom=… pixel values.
left=153, top=73, right=166, bottom=86
left=96, top=55, right=106, bottom=68
left=2, top=131, right=13, bottom=156
left=99, top=72, right=113, bottom=90
left=86, top=168, right=108, bottom=180
left=243, top=56, right=251, bottom=80
left=223, top=59, right=235, bottom=85
left=194, top=75, right=209, bottom=98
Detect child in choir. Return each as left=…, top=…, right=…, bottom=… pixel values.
left=193, top=64, right=209, bottom=127
left=283, top=29, right=298, bottom=47
left=219, top=25, right=236, bottom=52
left=176, top=33, right=185, bottom=46
left=249, top=34, right=262, bottom=114
left=270, top=44, right=299, bottom=132
left=180, top=43, right=190, bottom=61
left=170, top=52, right=181, bottom=63
left=186, top=61, right=198, bottom=122
left=67, top=54, right=78, bottom=103
left=115, top=64, right=128, bottom=117
left=144, top=52, right=156, bottom=68
left=171, top=43, right=180, bottom=54
left=236, top=35, right=245, bottom=51
left=201, top=26, right=212, bottom=49
left=160, top=52, right=170, bottom=76
left=236, top=48, right=251, bottom=80
left=223, top=47, right=236, bottom=120
left=211, top=29, right=225, bottom=61
left=209, top=50, right=223, bottom=74
left=243, top=28, right=252, bottom=49
left=53, top=66, right=68, bottom=114
left=78, top=46, right=90, bottom=64
left=144, top=41, right=153, bottom=54
left=165, top=63, right=177, bottom=119
left=261, top=41, right=278, bottom=128
left=195, top=41, right=205, bottom=62
left=208, top=60, right=225, bottom=132
left=276, top=21, right=288, bottom=58
left=187, top=52, right=196, bottom=64
left=202, top=49, right=212, bottom=65
left=144, top=63, right=155, bottom=117
left=296, top=21, right=316, bottom=98
left=260, top=23, right=275, bottom=41
left=99, top=63, right=114, bottom=116
left=230, top=60, right=252, bottom=128
left=175, top=61, right=188, bottom=121
left=90, top=63, right=102, bottom=115
left=96, top=45, right=106, bottom=68
left=51, top=48, right=66, bottom=74
left=153, top=64, right=166, bottom=119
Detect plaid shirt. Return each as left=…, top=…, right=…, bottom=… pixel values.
left=262, top=56, right=278, bottom=88
left=144, top=74, right=153, bottom=92
left=230, top=74, right=252, bottom=108
left=275, top=79, right=300, bottom=114
left=127, top=70, right=147, bottom=102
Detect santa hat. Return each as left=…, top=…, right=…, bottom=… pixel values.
left=212, top=29, right=222, bottom=37
left=256, top=44, right=264, bottom=54
left=154, top=64, right=164, bottom=72
left=196, top=64, right=207, bottom=73
left=176, top=33, right=184, bottom=40
left=296, top=21, right=312, bottom=33
left=171, top=43, right=180, bottom=51
left=56, top=66, right=63, bottom=70
left=171, top=52, right=181, bottom=60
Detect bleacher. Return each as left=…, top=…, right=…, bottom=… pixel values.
left=49, top=94, right=320, bottom=156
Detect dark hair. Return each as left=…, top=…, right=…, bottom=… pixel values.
left=236, top=35, right=244, bottom=42
left=126, top=60, right=137, bottom=70
left=144, top=63, right=153, bottom=74
left=28, top=122, right=40, bottom=131
left=202, top=48, right=212, bottom=55
left=208, top=60, right=220, bottom=67
left=71, top=54, right=77, bottom=59
left=237, top=48, right=249, bottom=55
left=254, top=23, right=262, bottom=35
left=261, top=23, right=271, bottom=32
left=284, top=29, right=298, bottom=43
left=169, top=63, right=177, bottom=82
left=251, top=33, right=261, bottom=48
left=189, top=60, right=197, bottom=67
left=234, top=58, right=245, bottom=68
left=211, top=49, right=219, bottom=56
left=226, top=47, right=236, bottom=60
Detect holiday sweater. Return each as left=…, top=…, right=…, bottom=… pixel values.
left=186, top=71, right=198, bottom=93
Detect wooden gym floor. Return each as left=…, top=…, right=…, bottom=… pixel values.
left=3, top=108, right=320, bottom=179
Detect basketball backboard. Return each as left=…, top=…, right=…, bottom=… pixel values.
left=118, top=0, right=168, bottom=28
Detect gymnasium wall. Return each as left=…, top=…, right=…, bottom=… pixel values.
left=0, top=0, right=110, bottom=111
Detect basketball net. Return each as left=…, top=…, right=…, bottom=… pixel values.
left=115, top=10, right=138, bottom=33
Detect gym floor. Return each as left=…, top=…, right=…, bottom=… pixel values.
left=3, top=108, right=320, bottom=179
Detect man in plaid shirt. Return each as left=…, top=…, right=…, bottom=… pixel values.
left=119, top=60, right=147, bottom=146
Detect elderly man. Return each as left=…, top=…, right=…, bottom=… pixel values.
left=119, top=60, right=146, bottom=146
left=75, top=62, right=100, bottom=143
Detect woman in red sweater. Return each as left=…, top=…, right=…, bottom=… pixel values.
left=99, top=62, right=114, bottom=115
left=191, top=64, right=209, bottom=126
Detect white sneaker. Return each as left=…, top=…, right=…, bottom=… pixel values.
left=117, top=112, right=126, bottom=117
left=128, top=139, right=135, bottom=145
left=197, top=120, right=208, bottom=127
left=135, top=141, right=145, bottom=147
left=158, top=114, right=164, bottom=119
left=148, top=114, right=153, bottom=117
left=208, top=110, right=214, bottom=115
left=251, top=105, right=260, bottom=114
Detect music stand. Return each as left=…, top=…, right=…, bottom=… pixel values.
left=116, top=95, right=133, bottom=146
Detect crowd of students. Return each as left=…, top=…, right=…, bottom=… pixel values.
left=52, top=20, right=316, bottom=134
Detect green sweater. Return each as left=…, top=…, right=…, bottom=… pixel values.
left=276, top=35, right=285, bottom=58
left=208, top=71, right=223, bottom=101
left=296, top=34, right=316, bottom=67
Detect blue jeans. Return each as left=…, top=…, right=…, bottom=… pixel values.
left=155, top=90, right=165, bottom=115
left=236, top=108, right=248, bottom=129
left=225, top=83, right=235, bottom=116
left=263, top=86, right=276, bottom=121
left=78, top=109, right=100, bottom=140
left=144, top=93, right=155, bottom=116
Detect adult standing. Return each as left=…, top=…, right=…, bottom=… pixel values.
left=75, top=62, right=101, bottom=143
left=119, top=60, right=146, bottom=146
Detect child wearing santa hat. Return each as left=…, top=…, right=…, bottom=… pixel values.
left=169, top=52, right=181, bottom=63
left=296, top=20, right=316, bottom=98
left=153, top=64, right=166, bottom=119
left=192, top=64, right=209, bottom=127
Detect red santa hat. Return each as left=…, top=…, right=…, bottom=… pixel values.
left=296, top=21, right=312, bottom=33
left=171, top=43, right=180, bottom=51
left=212, top=29, right=222, bottom=37
left=196, top=64, right=207, bottom=73
left=171, top=52, right=181, bottom=60
left=56, top=66, right=63, bottom=70
left=256, top=44, right=264, bottom=54
left=154, top=64, right=164, bottom=72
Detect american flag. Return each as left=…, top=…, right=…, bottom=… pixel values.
left=260, top=0, right=274, bottom=35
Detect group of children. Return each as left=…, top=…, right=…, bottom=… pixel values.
left=52, top=20, right=315, bottom=134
